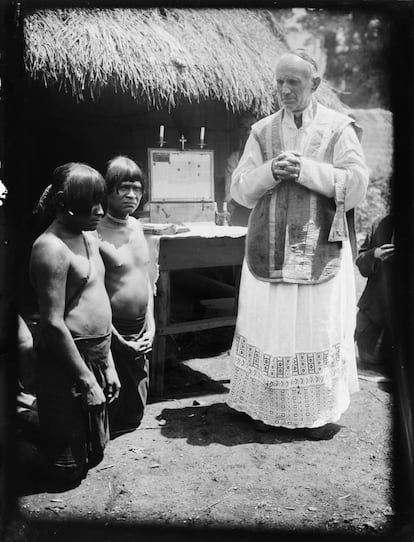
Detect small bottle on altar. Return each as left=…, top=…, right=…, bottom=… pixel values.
left=213, top=202, right=219, bottom=225
left=222, top=201, right=230, bottom=226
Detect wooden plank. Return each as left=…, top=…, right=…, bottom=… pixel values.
left=157, top=315, right=236, bottom=335
left=159, top=236, right=245, bottom=270
left=199, top=297, right=235, bottom=310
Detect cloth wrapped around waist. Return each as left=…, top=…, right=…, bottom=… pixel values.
left=36, top=333, right=112, bottom=392
left=112, top=316, right=145, bottom=338
left=35, top=333, right=111, bottom=470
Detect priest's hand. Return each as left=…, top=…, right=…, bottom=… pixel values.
left=271, top=151, right=302, bottom=181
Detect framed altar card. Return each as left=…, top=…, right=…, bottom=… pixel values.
left=148, top=149, right=214, bottom=202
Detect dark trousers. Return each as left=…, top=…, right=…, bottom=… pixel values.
left=355, top=309, right=393, bottom=371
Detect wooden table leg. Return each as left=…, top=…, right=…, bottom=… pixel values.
left=233, top=264, right=242, bottom=313
left=150, top=270, right=170, bottom=397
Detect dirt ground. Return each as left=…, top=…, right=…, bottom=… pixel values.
left=5, top=271, right=412, bottom=541
left=7, top=342, right=398, bottom=540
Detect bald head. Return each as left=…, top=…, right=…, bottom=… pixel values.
left=275, top=50, right=321, bottom=113
left=278, top=49, right=319, bottom=75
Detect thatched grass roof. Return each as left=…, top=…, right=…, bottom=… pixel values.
left=24, top=8, right=346, bottom=115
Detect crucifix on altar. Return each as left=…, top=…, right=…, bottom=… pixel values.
left=179, top=134, right=187, bottom=150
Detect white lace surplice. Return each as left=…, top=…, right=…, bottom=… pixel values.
left=228, top=241, right=358, bottom=428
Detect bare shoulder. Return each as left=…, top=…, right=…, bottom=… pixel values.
left=31, top=231, right=70, bottom=271
left=32, top=231, right=68, bottom=257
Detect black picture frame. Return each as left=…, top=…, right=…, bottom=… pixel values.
left=1, top=1, right=413, bottom=540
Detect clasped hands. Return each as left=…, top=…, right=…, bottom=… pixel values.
left=272, top=150, right=302, bottom=182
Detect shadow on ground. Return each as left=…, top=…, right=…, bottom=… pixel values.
left=150, top=360, right=229, bottom=403
left=165, top=325, right=235, bottom=362
left=156, top=402, right=310, bottom=446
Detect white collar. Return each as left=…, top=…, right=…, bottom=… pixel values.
left=283, top=100, right=316, bottom=128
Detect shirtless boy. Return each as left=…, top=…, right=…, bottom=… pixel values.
left=30, top=163, right=120, bottom=487
left=98, top=156, right=155, bottom=435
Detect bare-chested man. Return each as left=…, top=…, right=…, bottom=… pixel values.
left=30, top=163, right=120, bottom=488
left=98, top=156, right=155, bottom=436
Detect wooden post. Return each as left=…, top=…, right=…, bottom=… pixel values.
left=151, top=269, right=170, bottom=397
left=233, top=264, right=242, bottom=314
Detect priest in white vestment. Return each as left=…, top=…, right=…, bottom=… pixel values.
left=227, top=49, right=369, bottom=439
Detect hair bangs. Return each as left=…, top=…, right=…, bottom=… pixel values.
left=105, top=156, right=146, bottom=195
left=63, top=163, right=106, bottom=216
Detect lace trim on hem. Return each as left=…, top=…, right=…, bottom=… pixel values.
left=231, top=332, right=347, bottom=389
left=231, top=359, right=347, bottom=390
left=226, top=399, right=344, bottom=430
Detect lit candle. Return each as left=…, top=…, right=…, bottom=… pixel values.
left=200, top=126, right=205, bottom=145
left=160, top=125, right=164, bottom=140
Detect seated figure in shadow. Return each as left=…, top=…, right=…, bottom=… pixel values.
left=355, top=214, right=394, bottom=375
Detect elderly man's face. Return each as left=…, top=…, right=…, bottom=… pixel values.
left=275, top=55, right=319, bottom=113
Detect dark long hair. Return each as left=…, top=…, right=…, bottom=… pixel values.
left=53, top=162, right=106, bottom=216
left=105, top=156, right=146, bottom=196
left=34, top=162, right=106, bottom=220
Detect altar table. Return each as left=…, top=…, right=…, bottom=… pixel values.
left=146, top=223, right=247, bottom=396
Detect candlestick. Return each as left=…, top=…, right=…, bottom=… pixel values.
left=199, top=126, right=206, bottom=149
left=159, top=125, right=165, bottom=147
